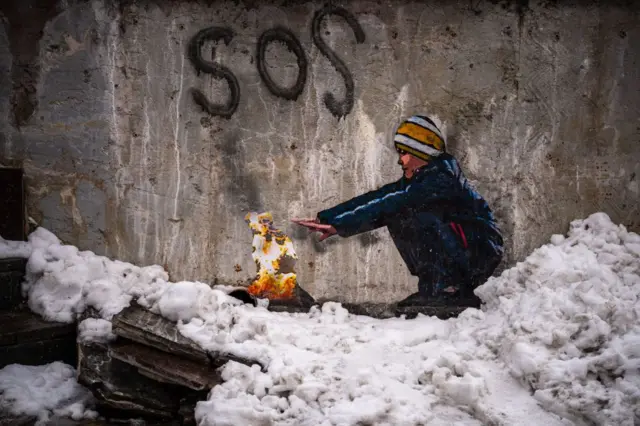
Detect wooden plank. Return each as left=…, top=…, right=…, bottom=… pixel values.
left=109, top=340, right=222, bottom=391
left=77, top=342, right=179, bottom=420
left=0, top=309, right=75, bottom=346
left=111, top=304, right=209, bottom=363
left=0, top=336, right=77, bottom=369
left=111, top=304, right=265, bottom=371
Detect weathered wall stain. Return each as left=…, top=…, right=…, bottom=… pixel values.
left=0, top=1, right=61, bottom=128
left=0, top=0, right=639, bottom=304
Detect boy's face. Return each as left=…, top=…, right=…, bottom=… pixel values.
left=397, top=149, right=428, bottom=179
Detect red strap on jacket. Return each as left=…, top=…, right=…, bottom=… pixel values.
left=450, top=222, right=468, bottom=249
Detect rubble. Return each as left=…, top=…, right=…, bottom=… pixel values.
left=111, top=304, right=209, bottom=364
left=109, top=341, right=221, bottom=391
left=77, top=341, right=185, bottom=421
left=112, top=303, right=266, bottom=370
left=76, top=303, right=264, bottom=423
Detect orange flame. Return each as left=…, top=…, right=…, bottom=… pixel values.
left=245, top=212, right=298, bottom=300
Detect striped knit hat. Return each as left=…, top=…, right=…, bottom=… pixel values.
left=393, top=115, right=446, bottom=161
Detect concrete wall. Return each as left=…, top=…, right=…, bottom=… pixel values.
left=1, top=0, right=639, bottom=303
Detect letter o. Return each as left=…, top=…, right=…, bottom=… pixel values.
left=257, top=26, right=308, bottom=101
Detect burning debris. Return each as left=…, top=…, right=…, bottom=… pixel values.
left=244, top=212, right=298, bottom=300
left=243, top=212, right=314, bottom=311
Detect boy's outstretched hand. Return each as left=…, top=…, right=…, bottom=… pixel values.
left=292, top=218, right=337, bottom=242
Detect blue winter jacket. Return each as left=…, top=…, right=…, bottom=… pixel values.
left=317, top=154, right=504, bottom=279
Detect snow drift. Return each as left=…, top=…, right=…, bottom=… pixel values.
left=0, top=362, right=97, bottom=425
left=0, top=212, right=638, bottom=425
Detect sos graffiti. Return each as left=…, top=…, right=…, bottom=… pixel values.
left=187, top=5, right=365, bottom=119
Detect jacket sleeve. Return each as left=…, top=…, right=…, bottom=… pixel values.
left=318, top=171, right=457, bottom=238
left=316, top=181, right=402, bottom=237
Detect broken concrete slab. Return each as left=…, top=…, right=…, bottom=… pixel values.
left=109, top=340, right=222, bottom=391
left=111, top=303, right=265, bottom=371
left=111, top=304, right=209, bottom=364
left=77, top=341, right=185, bottom=421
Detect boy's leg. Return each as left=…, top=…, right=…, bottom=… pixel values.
left=397, top=216, right=472, bottom=307
left=464, top=226, right=504, bottom=294
left=468, top=249, right=502, bottom=289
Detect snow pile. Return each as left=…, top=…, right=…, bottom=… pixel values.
left=0, top=212, right=638, bottom=425
left=23, top=235, right=168, bottom=323
left=474, top=212, right=640, bottom=424
left=0, top=227, right=59, bottom=259
left=187, top=212, right=639, bottom=425
left=3, top=228, right=247, bottom=336
left=0, top=362, right=97, bottom=424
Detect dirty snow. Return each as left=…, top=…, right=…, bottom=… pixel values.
left=0, top=362, right=97, bottom=425
left=0, top=227, right=58, bottom=258
left=77, top=318, right=116, bottom=343
left=0, top=212, right=638, bottom=425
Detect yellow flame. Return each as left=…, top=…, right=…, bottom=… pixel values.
left=245, top=212, right=298, bottom=300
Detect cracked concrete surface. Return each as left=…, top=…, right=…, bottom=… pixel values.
left=0, top=0, right=639, bottom=303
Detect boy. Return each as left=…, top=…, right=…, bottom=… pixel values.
left=293, top=115, right=503, bottom=308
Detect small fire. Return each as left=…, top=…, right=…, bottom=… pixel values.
left=245, top=212, right=298, bottom=300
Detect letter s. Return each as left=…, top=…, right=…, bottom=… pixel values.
left=312, top=6, right=365, bottom=118
left=188, top=27, right=240, bottom=119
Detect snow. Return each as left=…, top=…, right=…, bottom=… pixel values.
left=77, top=318, right=116, bottom=343
left=0, top=212, right=638, bottom=425
left=0, top=362, right=97, bottom=425
left=0, top=227, right=58, bottom=258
